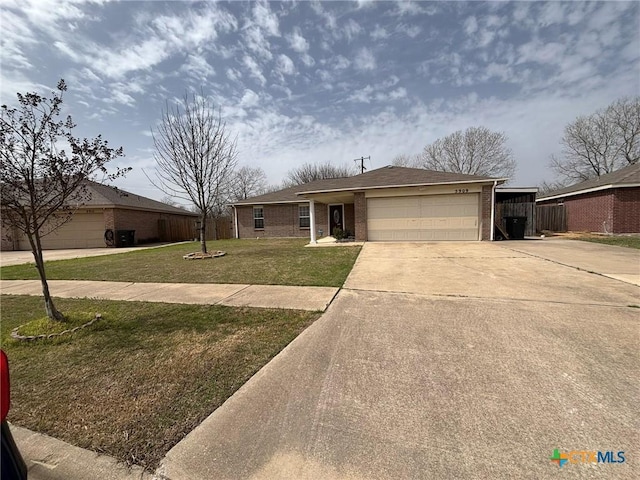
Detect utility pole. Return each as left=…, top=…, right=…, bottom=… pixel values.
left=353, top=156, right=370, bottom=174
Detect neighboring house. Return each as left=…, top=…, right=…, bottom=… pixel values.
left=230, top=166, right=505, bottom=242
left=536, top=163, right=640, bottom=234
left=1, top=181, right=198, bottom=251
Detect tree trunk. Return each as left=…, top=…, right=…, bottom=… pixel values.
left=200, top=214, right=207, bottom=254
left=29, top=231, right=65, bottom=321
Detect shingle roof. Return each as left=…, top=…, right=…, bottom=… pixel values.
left=81, top=181, right=197, bottom=215
left=537, top=163, right=640, bottom=200
left=232, top=166, right=502, bottom=205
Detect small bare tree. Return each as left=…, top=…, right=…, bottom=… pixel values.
left=551, top=97, right=639, bottom=183
left=391, top=153, right=421, bottom=168
left=421, top=126, right=516, bottom=178
left=150, top=92, right=238, bottom=254
left=0, top=80, right=126, bottom=321
left=285, top=161, right=355, bottom=186
left=231, top=166, right=268, bottom=201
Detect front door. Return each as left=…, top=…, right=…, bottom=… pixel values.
left=329, top=205, right=344, bottom=234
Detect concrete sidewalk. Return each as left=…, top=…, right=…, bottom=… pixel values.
left=0, top=280, right=338, bottom=311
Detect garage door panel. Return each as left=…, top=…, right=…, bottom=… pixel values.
left=18, top=212, right=105, bottom=250
left=368, top=194, right=480, bottom=242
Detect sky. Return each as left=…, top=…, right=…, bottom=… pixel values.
left=1, top=0, right=639, bottom=206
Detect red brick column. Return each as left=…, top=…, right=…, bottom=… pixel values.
left=354, top=192, right=367, bottom=241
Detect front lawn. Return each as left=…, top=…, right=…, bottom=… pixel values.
left=0, top=239, right=361, bottom=287
left=1, top=295, right=318, bottom=470
left=574, top=235, right=640, bottom=249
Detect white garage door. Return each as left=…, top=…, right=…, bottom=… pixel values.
left=18, top=212, right=106, bottom=250
left=367, top=194, right=480, bottom=241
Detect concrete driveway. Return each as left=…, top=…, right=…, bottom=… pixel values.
left=161, top=240, right=638, bottom=479
left=0, top=243, right=184, bottom=267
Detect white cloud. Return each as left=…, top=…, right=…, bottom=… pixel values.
left=240, top=89, right=260, bottom=107
left=333, top=55, right=351, bottom=70
left=242, top=55, right=266, bottom=85
left=276, top=54, right=296, bottom=77
left=226, top=68, right=242, bottom=82
left=464, top=16, right=478, bottom=35
left=242, top=25, right=274, bottom=60
left=404, top=25, right=421, bottom=38
left=370, top=25, right=389, bottom=40
left=343, top=18, right=363, bottom=42
left=300, top=53, right=315, bottom=67
left=252, top=0, right=280, bottom=36
left=180, top=53, right=215, bottom=81
left=287, top=27, right=309, bottom=53
left=354, top=48, right=376, bottom=71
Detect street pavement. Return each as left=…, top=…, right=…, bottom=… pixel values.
left=7, top=239, right=639, bottom=479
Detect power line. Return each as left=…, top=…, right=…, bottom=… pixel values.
left=353, top=156, right=370, bottom=174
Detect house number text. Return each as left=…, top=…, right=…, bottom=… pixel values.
left=454, top=188, right=469, bottom=194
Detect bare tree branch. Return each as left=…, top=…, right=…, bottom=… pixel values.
left=420, top=126, right=516, bottom=178
left=551, top=96, right=639, bottom=183
left=0, top=79, right=127, bottom=321
left=284, top=162, right=355, bottom=186
left=149, top=92, right=238, bottom=253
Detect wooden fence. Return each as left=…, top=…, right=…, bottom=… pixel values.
left=158, top=216, right=232, bottom=243
left=536, top=205, right=567, bottom=232
left=495, top=202, right=536, bottom=237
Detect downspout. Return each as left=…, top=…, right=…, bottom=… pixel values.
left=233, top=205, right=239, bottom=239
left=489, top=180, right=497, bottom=241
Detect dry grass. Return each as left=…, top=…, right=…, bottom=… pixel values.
left=0, top=238, right=361, bottom=287
left=1, top=295, right=318, bottom=470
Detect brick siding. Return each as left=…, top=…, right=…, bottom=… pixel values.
left=234, top=202, right=356, bottom=240
left=236, top=204, right=311, bottom=239
left=481, top=185, right=492, bottom=241
left=354, top=192, right=367, bottom=241
left=613, top=187, right=640, bottom=233
left=113, top=208, right=197, bottom=244
left=537, top=187, right=640, bottom=233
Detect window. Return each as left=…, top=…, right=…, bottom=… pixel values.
left=299, top=204, right=310, bottom=228
left=253, top=207, right=264, bottom=229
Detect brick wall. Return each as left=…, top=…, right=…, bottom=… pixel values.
left=481, top=185, right=492, bottom=241
left=113, top=209, right=197, bottom=244
left=613, top=187, right=640, bottom=233
left=562, top=191, right=615, bottom=233
left=354, top=192, right=367, bottom=241
left=236, top=204, right=312, bottom=239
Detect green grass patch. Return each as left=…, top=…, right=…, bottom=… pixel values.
left=15, top=311, right=95, bottom=336
left=0, top=239, right=361, bottom=287
left=576, top=235, right=640, bottom=249
left=1, top=295, right=319, bottom=470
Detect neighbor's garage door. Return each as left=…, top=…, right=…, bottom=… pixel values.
left=367, top=194, right=480, bottom=241
left=18, top=212, right=105, bottom=250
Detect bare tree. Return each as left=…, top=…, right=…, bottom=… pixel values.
left=0, top=80, right=126, bottom=321
left=538, top=179, right=568, bottom=196
left=551, top=97, right=639, bottom=183
left=150, top=92, right=238, bottom=253
left=285, top=161, right=355, bottom=186
left=391, top=153, right=421, bottom=168
left=231, top=166, right=267, bottom=201
left=160, top=195, right=180, bottom=207
left=421, top=126, right=516, bottom=178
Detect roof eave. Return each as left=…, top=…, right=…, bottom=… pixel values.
left=296, top=178, right=507, bottom=196
left=536, top=182, right=640, bottom=202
